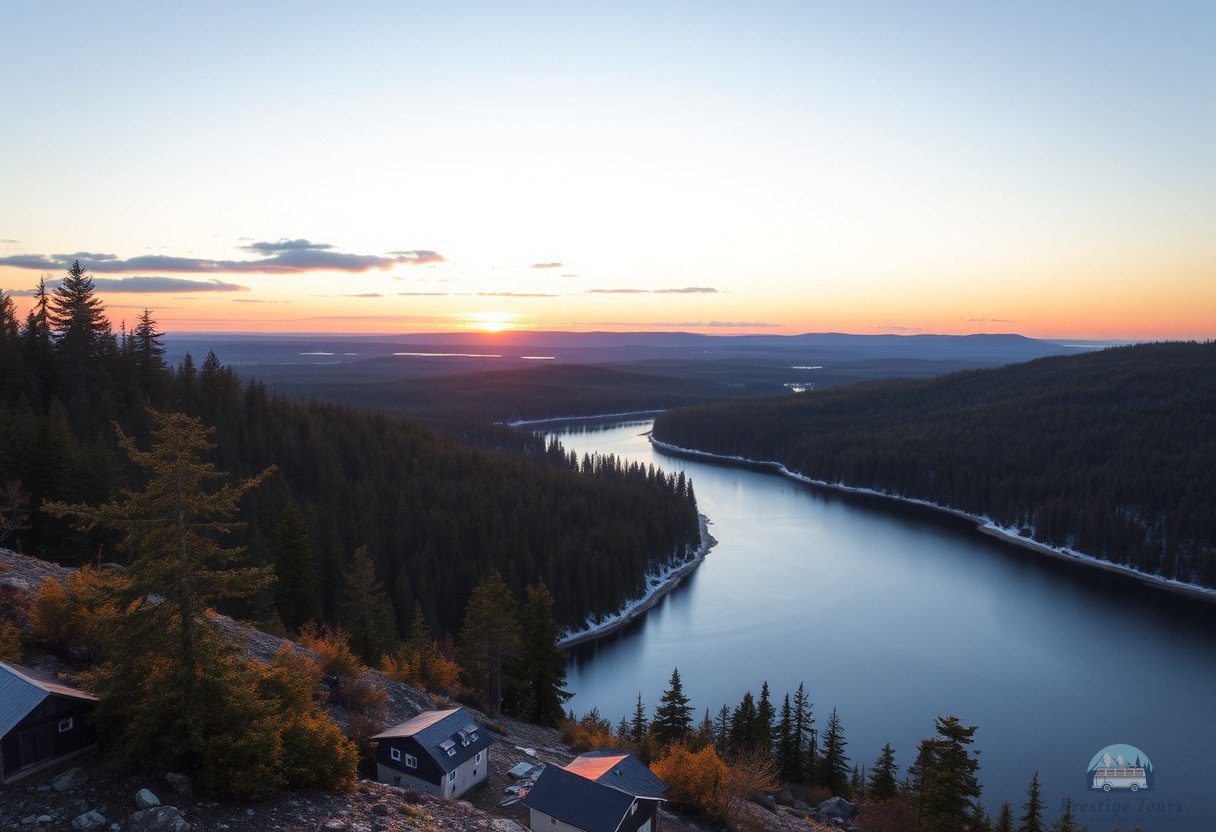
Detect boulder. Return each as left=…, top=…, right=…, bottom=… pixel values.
left=52, top=767, right=89, bottom=792
left=71, top=811, right=107, bottom=831
left=492, top=820, right=527, bottom=832
left=814, top=796, right=859, bottom=820
left=754, top=794, right=779, bottom=813
left=135, top=789, right=161, bottom=809
left=128, top=806, right=191, bottom=832
left=163, top=772, right=194, bottom=798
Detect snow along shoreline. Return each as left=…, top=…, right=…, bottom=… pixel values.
left=557, top=513, right=717, bottom=649
left=506, top=409, right=665, bottom=428
left=649, top=437, right=1216, bottom=605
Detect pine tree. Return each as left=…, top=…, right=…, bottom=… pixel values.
left=819, top=707, right=850, bottom=796
left=994, top=802, right=1014, bottom=832
left=868, top=743, right=899, bottom=800
left=756, top=681, right=775, bottom=757
left=43, top=410, right=280, bottom=793
left=1048, top=797, right=1078, bottom=832
left=792, top=681, right=815, bottom=783
left=1018, top=772, right=1044, bottom=832
left=339, top=545, right=397, bottom=665
left=518, top=582, right=572, bottom=726
left=48, top=260, right=110, bottom=395
left=714, top=704, right=731, bottom=752
left=630, top=692, right=649, bottom=743
left=131, top=308, right=166, bottom=395
left=776, top=694, right=795, bottom=781
left=918, top=716, right=982, bottom=832
left=652, top=667, right=694, bottom=747
left=457, top=571, right=520, bottom=715
left=729, top=690, right=758, bottom=753
left=273, top=503, right=321, bottom=631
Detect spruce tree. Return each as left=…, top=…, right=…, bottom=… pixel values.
left=1018, top=772, right=1044, bottom=832
left=273, top=502, right=321, bottom=631
left=919, top=716, right=982, bottom=832
left=994, top=802, right=1014, bottom=832
left=792, top=681, right=815, bottom=783
left=338, top=545, right=397, bottom=664
left=652, top=667, right=694, bottom=747
left=457, top=571, right=521, bottom=715
left=714, top=704, right=731, bottom=752
left=756, top=680, right=775, bottom=757
left=630, top=692, right=648, bottom=743
left=1048, top=797, right=1078, bottom=832
left=131, top=308, right=166, bottom=396
left=819, top=707, right=850, bottom=796
left=868, top=743, right=899, bottom=800
left=777, top=694, right=795, bottom=781
left=518, top=582, right=572, bottom=725
left=729, top=690, right=758, bottom=753
left=48, top=260, right=110, bottom=396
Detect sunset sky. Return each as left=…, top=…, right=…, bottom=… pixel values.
left=2, top=2, right=1212, bottom=339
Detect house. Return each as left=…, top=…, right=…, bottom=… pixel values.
left=522, top=750, right=667, bottom=832
left=0, top=661, right=99, bottom=784
left=371, top=707, right=492, bottom=798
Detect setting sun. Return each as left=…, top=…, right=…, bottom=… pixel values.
left=465, top=312, right=519, bottom=333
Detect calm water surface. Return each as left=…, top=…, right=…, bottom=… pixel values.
left=551, top=420, right=1216, bottom=831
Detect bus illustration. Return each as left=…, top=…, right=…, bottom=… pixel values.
left=1088, top=747, right=1152, bottom=792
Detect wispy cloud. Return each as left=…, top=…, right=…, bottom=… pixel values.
left=340, top=293, right=384, bottom=298
left=584, top=320, right=780, bottom=329
left=0, top=241, right=446, bottom=275
left=530, top=262, right=563, bottom=269
left=397, top=291, right=451, bottom=297
left=963, top=317, right=1014, bottom=323
left=877, top=325, right=926, bottom=333
left=7, top=276, right=248, bottom=295
left=587, top=286, right=719, bottom=294
left=476, top=291, right=560, bottom=298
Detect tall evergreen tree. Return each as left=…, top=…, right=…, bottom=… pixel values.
left=994, top=802, right=1014, bottom=832
left=48, top=260, right=110, bottom=395
left=756, top=680, right=776, bottom=757
left=1018, top=772, right=1044, bottom=832
left=43, top=410, right=278, bottom=791
left=131, top=308, right=166, bottom=395
left=868, top=743, right=899, bottom=800
left=729, top=690, right=759, bottom=753
left=776, top=694, right=795, bottom=781
left=339, top=545, right=398, bottom=665
left=517, top=582, right=572, bottom=725
left=819, top=707, right=850, bottom=796
left=630, top=692, right=648, bottom=744
left=1048, top=797, right=1078, bottom=832
left=457, top=571, right=521, bottom=715
left=652, top=667, right=694, bottom=747
left=918, top=716, right=982, bottom=832
left=792, top=681, right=815, bottom=783
left=714, top=704, right=731, bottom=752
left=273, top=502, right=321, bottom=631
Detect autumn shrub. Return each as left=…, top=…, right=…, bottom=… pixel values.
left=298, top=621, right=363, bottom=688
left=650, top=744, right=731, bottom=823
left=28, top=567, right=124, bottom=660
left=858, top=796, right=919, bottom=832
left=28, top=577, right=72, bottom=649
left=559, top=708, right=617, bottom=752
left=0, top=619, right=22, bottom=662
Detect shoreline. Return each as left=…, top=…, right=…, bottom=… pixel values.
left=557, top=513, right=717, bottom=649
left=506, top=409, right=665, bottom=428
left=649, top=436, right=1216, bottom=606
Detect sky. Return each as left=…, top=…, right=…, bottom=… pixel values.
left=1, top=1, right=1213, bottom=339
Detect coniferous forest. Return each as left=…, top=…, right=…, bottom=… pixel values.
left=0, top=267, right=701, bottom=636
left=653, top=342, right=1216, bottom=588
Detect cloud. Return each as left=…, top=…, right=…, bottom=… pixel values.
left=0, top=243, right=446, bottom=275
left=339, top=293, right=384, bottom=298
left=581, top=320, right=781, bottom=329
left=476, top=292, right=560, bottom=298
left=530, top=262, right=563, bottom=269
left=877, top=325, right=926, bottom=333
left=587, top=286, right=719, bottom=294
left=396, top=291, right=451, bottom=296
left=560, top=273, right=578, bottom=278
left=963, top=317, right=1014, bottom=323
left=1, top=239, right=20, bottom=244
left=240, top=238, right=335, bottom=254
left=7, top=276, right=248, bottom=295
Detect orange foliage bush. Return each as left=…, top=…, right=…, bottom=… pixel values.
left=298, top=622, right=363, bottom=687
left=0, top=619, right=21, bottom=662
left=650, top=744, right=731, bottom=823
left=558, top=708, right=618, bottom=752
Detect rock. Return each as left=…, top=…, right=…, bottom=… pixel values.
left=136, top=789, right=161, bottom=809
left=129, top=806, right=191, bottom=832
left=754, top=794, right=779, bottom=813
left=52, top=767, right=88, bottom=792
left=492, top=820, right=527, bottom=832
left=37, top=816, right=53, bottom=825
left=321, top=821, right=347, bottom=832
left=37, top=784, right=51, bottom=793
left=71, top=810, right=107, bottom=831
left=774, top=789, right=795, bottom=807
left=814, top=796, right=860, bottom=820
left=163, top=772, right=194, bottom=798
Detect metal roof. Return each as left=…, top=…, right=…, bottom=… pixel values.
left=523, top=764, right=637, bottom=832
left=0, top=661, right=98, bottom=739
left=370, top=707, right=492, bottom=774
left=568, top=750, right=668, bottom=800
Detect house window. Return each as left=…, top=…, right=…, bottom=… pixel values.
left=405, top=754, right=418, bottom=769
left=57, top=718, right=74, bottom=733
left=447, top=747, right=456, bottom=757
left=448, top=771, right=456, bottom=783
left=550, top=817, right=557, bottom=825
left=390, top=747, right=402, bottom=762
left=475, top=751, right=483, bottom=764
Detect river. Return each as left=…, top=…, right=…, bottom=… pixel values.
left=549, top=419, right=1216, bottom=831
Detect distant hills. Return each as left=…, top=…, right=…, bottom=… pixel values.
left=652, top=341, right=1216, bottom=590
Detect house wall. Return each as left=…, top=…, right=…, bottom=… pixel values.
left=447, top=748, right=488, bottom=797
left=0, top=697, right=97, bottom=784
left=375, top=741, right=488, bottom=799
left=528, top=808, right=591, bottom=832
left=375, top=766, right=443, bottom=797
left=618, top=800, right=659, bottom=832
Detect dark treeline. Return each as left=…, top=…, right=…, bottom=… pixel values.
left=653, top=342, right=1216, bottom=589
left=0, top=267, right=701, bottom=636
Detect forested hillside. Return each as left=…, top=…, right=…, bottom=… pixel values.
left=653, top=342, right=1216, bottom=588
left=0, top=269, right=701, bottom=636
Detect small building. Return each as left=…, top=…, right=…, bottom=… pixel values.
left=371, top=707, right=492, bottom=798
left=0, top=661, right=99, bottom=784
left=523, top=750, right=667, bottom=832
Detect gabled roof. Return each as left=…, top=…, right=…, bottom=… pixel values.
left=0, top=661, right=98, bottom=738
left=523, top=764, right=637, bottom=832
left=370, top=707, right=492, bottom=774
left=565, top=749, right=667, bottom=800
